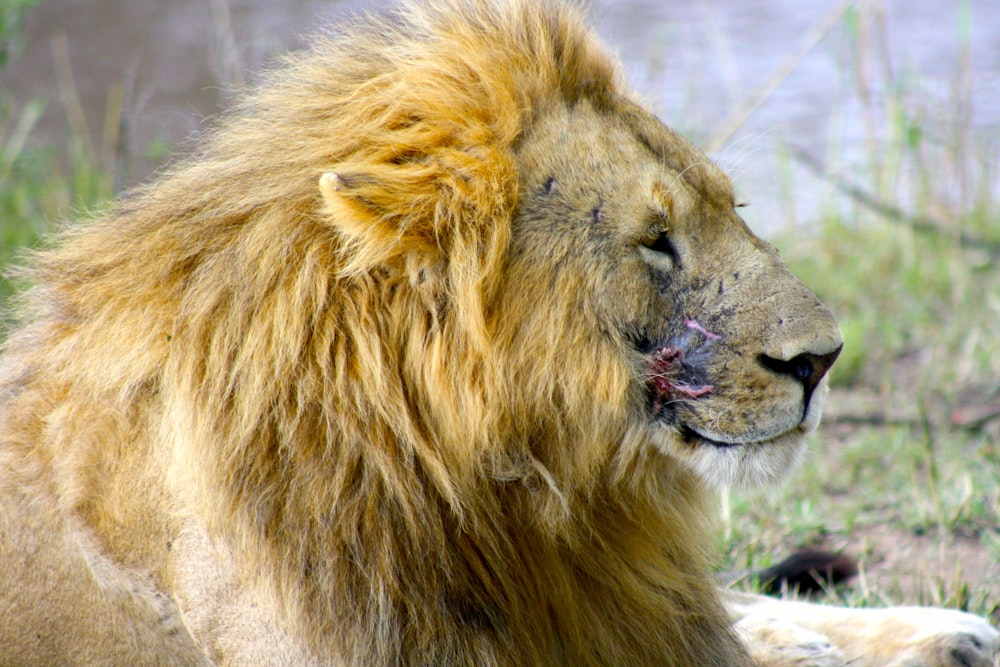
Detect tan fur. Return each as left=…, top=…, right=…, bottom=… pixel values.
left=0, top=1, right=993, bottom=666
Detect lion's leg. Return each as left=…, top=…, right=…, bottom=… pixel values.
left=0, top=481, right=209, bottom=666
left=726, top=590, right=999, bottom=667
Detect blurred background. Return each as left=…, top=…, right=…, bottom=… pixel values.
left=1, top=0, right=999, bottom=619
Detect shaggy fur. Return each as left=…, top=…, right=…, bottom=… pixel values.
left=3, top=1, right=993, bottom=666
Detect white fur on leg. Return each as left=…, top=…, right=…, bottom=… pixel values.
left=735, top=613, right=846, bottom=667
left=727, top=591, right=1000, bottom=667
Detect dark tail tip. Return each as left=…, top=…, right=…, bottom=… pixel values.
left=754, top=549, right=859, bottom=596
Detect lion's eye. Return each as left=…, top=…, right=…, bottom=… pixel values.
left=646, top=230, right=675, bottom=256
left=639, top=230, right=677, bottom=272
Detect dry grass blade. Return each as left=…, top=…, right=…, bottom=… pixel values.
left=210, top=0, right=245, bottom=92
left=50, top=31, right=95, bottom=165
left=0, top=97, right=43, bottom=178
left=704, top=0, right=852, bottom=153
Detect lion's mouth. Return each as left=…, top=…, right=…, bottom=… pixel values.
left=679, top=424, right=741, bottom=449
left=643, top=319, right=823, bottom=450
left=678, top=422, right=807, bottom=450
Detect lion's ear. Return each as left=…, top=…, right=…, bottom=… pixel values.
left=318, top=140, right=516, bottom=277
left=319, top=171, right=441, bottom=270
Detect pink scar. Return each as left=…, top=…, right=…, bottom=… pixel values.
left=684, top=318, right=721, bottom=340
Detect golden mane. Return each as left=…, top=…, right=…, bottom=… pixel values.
left=3, top=1, right=742, bottom=663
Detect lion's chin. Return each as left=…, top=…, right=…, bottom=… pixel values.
left=669, top=427, right=809, bottom=488
left=651, top=378, right=830, bottom=489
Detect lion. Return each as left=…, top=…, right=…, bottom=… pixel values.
left=0, top=1, right=996, bottom=665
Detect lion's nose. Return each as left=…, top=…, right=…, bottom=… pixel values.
left=758, top=344, right=842, bottom=403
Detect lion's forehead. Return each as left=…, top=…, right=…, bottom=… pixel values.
left=516, top=99, right=736, bottom=228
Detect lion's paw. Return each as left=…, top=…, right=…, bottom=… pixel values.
left=736, top=615, right=847, bottom=667
left=876, top=607, right=999, bottom=667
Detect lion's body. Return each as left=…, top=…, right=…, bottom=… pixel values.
left=0, top=1, right=996, bottom=666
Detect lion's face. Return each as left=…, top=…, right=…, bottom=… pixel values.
left=504, top=99, right=842, bottom=488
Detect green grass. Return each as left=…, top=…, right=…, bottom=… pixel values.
left=1, top=104, right=113, bottom=297
left=1, top=102, right=113, bottom=306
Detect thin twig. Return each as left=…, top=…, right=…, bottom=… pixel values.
left=791, top=145, right=1000, bottom=260
left=826, top=413, right=916, bottom=428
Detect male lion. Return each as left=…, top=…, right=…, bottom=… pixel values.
left=0, top=1, right=996, bottom=665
